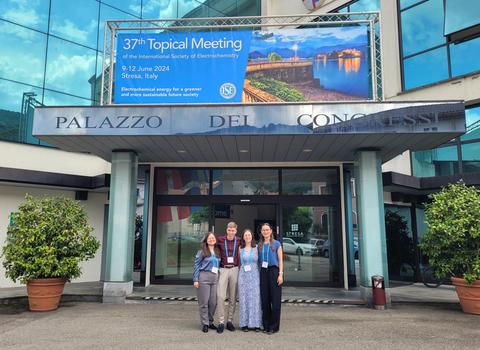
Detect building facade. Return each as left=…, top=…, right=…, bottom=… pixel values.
left=1, top=0, right=479, bottom=305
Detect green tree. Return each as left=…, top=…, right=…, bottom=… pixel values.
left=188, top=206, right=209, bottom=224
left=385, top=209, right=414, bottom=275
left=419, top=181, right=480, bottom=284
left=282, top=207, right=313, bottom=243
left=268, top=52, right=282, bottom=61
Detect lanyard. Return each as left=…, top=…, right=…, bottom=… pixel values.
left=211, top=252, right=218, bottom=267
left=225, top=237, right=237, bottom=258
left=241, top=248, right=253, bottom=265
left=262, top=243, right=270, bottom=264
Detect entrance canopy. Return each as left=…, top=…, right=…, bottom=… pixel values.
left=33, top=101, right=465, bottom=163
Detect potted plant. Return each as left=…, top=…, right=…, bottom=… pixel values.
left=1, top=195, right=100, bottom=311
left=419, top=181, right=480, bottom=314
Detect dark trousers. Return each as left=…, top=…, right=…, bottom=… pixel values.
left=260, top=266, right=282, bottom=332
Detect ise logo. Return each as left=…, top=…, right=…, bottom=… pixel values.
left=220, top=83, right=236, bottom=99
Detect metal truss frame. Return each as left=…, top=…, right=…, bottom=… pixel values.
left=101, top=12, right=383, bottom=105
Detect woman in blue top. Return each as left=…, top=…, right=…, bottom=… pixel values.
left=193, top=232, right=221, bottom=333
left=237, top=229, right=262, bottom=332
left=259, top=223, right=284, bottom=334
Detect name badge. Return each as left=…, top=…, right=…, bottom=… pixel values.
left=212, top=266, right=219, bottom=274
left=244, top=265, right=252, bottom=272
left=227, top=257, right=234, bottom=264
left=262, top=261, right=268, bottom=269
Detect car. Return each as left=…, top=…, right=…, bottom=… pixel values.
left=322, top=238, right=358, bottom=259
left=282, top=237, right=316, bottom=255
left=309, top=238, right=324, bottom=255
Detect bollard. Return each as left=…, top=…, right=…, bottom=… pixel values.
left=371, top=275, right=386, bottom=310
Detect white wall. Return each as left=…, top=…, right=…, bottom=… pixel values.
left=382, top=152, right=411, bottom=176
left=0, top=141, right=111, bottom=176
left=0, top=185, right=108, bottom=288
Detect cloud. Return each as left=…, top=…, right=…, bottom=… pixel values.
left=45, top=54, right=96, bottom=98
left=50, top=19, right=97, bottom=44
left=1, top=0, right=43, bottom=29
left=132, top=0, right=208, bottom=19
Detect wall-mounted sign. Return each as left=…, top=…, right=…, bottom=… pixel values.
left=115, top=27, right=369, bottom=104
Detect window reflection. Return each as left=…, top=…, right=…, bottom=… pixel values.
left=401, top=0, right=444, bottom=57
left=403, top=47, right=448, bottom=90
left=411, top=146, right=459, bottom=177
left=179, top=0, right=208, bottom=18
left=98, top=3, right=138, bottom=51
left=461, top=106, right=480, bottom=142
left=400, top=0, right=422, bottom=9
left=462, top=143, right=480, bottom=173
left=212, top=169, right=278, bottom=195
left=50, top=0, right=99, bottom=49
left=450, top=37, right=480, bottom=78
left=142, top=0, right=178, bottom=19
left=349, top=0, right=380, bottom=12
left=0, top=80, right=43, bottom=143
left=444, top=0, right=480, bottom=35
left=155, top=169, right=210, bottom=195
left=282, top=168, right=339, bottom=195
left=45, top=37, right=97, bottom=99
left=0, top=21, right=47, bottom=87
left=0, top=0, right=50, bottom=33
left=103, top=0, right=142, bottom=17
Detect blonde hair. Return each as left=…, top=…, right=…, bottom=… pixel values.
left=227, top=222, right=237, bottom=229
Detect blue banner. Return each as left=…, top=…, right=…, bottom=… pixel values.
left=115, top=31, right=252, bottom=103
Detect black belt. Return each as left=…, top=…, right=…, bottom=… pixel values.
left=222, top=265, right=236, bottom=269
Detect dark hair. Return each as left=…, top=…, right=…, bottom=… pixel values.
left=259, top=223, right=274, bottom=251
left=240, top=229, right=256, bottom=248
left=200, top=232, right=221, bottom=258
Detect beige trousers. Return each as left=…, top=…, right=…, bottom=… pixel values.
left=216, top=266, right=239, bottom=324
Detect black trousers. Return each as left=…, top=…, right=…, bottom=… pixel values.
left=260, top=266, right=282, bottom=332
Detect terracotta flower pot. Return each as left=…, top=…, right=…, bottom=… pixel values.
left=26, top=278, right=67, bottom=312
left=451, top=277, right=480, bottom=315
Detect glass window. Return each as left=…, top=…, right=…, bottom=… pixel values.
left=461, top=143, right=480, bottom=173
left=0, top=80, right=43, bottom=143
left=179, top=0, right=208, bottom=18
left=102, top=0, right=142, bottom=17
left=98, top=3, right=138, bottom=52
left=400, top=0, right=422, bottom=9
left=212, top=169, right=278, bottom=195
left=349, top=0, right=380, bottom=12
left=155, top=169, right=210, bottom=195
left=450, top=37, right=480, bottom=78
left=282, top=206, right=339, bottom=284
left=43, top=89, right=93, bottom=106
left=444, top=0, right=480, bottom=35
left=210, top=0, right=237, bottom=16
left=403, top=47, right=449, bottom=90
left=50, top=0, right=99, bottom=49
left=461, top=106, right=480, bottom=142
left=282, top=168, right=338, bottom=195
left=0, top=21, right=47, bottom=87
left=45, top=37, right=97, bottom=99
left=401, top=0, right=445, bottom=57
left=411, top=146, right=459, bottom=177
left=0, top=0, right=50, bottom=33
left=154, top=205, right=209, bottom=280
left=142, top=0, right=178, bottom=19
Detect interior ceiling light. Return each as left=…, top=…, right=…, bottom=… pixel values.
left=239, top=149, right=249, bottom=153
left=302, top=149, right=313, bottom=152
left=177, top=150, right=187, bottom=153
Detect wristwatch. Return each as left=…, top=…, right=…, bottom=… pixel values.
left=279, top=272, right=284, bottom=275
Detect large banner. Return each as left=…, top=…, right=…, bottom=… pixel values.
left=115, top=27, right=368, bottom=104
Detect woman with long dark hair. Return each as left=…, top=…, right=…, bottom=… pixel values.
left=193, top=232, right=221, bottom=332
left=258, top=223, right=284, bottom=334
left=238, top=229, right=262, bottom=332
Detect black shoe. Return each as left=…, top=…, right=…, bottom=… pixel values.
left=254, top=328, right=261, bottom=332
left=217, top=324, right=224, bottom=334
left=203, top=325, right=208, bottom=333
left=209, top=323, right=217, bottom=330
left=242, top=326, right=249, bottom=332
left=262, top=328, right=268, bottom=334
left=267, top=330, right=278, bottom=335
left=226, top=322, right=235, bottom=332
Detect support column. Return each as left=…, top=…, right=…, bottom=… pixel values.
left=354, top=150, right=390, bottom=307
left=343, top=167, right=356, bottom=287
left=103, top=151, right=138, bottom=303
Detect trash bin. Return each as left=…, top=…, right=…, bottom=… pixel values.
left=371, top=275, right=386, bottom=310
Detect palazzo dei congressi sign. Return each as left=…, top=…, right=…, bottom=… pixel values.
left=33, top=102, right=465, bottom=137
left=114, top=27, right=370, bottom=104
